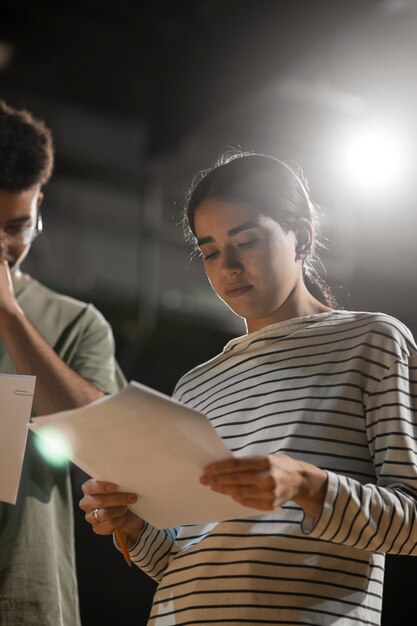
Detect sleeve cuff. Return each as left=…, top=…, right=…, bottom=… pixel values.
left=113, top=522, right=148, bottom=553
left=301, top=471, right=340, bottom=536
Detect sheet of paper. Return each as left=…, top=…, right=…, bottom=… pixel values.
left=30, top=381, right=266, bottom=528
left=0, top=374, right=36, bottom=504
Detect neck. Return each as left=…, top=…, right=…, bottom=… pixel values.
left=245, top=285, right=333, bottom=334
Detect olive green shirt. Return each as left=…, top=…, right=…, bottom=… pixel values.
left=0, top=276, right=125, bottom=626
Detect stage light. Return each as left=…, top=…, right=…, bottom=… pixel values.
left=34, top=428, right=72, bottom=466
left=341, top=121, right=408, bottom=197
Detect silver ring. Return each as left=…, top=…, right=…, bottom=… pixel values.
left=92, top=508, right=101, bottom=523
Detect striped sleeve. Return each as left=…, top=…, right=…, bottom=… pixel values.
left=128, top=523, right=178, bottom=581
left=303, top=354, right=417, bottom=554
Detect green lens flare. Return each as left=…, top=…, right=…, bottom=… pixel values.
left=34, top=428, right=72, bottom=466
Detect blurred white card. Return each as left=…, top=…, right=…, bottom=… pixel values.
left=0, top=374, right=36, bottom=504
left=30, top=380, right=265, bottom=528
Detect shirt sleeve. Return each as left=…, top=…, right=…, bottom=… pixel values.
left=302, top=354, right=417, bottom=554
left=127, top=523, right=178, bottom=582
left=59, top=304, right=126, bottom=394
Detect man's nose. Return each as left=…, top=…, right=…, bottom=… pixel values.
left=0, top=230, right=10, bottom=252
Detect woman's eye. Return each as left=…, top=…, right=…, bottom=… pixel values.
left=204, top=251, right=219, bottom=261
left=238, top=238, right=257, bottom=248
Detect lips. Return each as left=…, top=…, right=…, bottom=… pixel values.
left=225, top=282, right=253, bottom=297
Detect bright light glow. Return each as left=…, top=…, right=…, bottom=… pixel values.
left=34, top=428, right=72, bottom=466
left=342, top=121, right=409, bottom=196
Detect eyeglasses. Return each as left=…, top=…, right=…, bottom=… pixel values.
left=0, top=214, right=43, bottom=246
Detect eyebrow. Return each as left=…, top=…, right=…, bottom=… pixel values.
left=5, top=215, right=33, bottom=225
left=197, top=221, right=259, bottom=246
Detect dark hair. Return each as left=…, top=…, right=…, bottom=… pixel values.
left=184, top=150, right=336, bottom=308
left=0, top=100, right=54, bottom=190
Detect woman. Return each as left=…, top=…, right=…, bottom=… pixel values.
left=80, top=152, right=417, bottom=625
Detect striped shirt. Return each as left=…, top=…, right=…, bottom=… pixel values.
left=129, top=311, right=417, bottom=625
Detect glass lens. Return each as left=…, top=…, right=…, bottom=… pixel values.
left=1, top=225, right=36, bottom=245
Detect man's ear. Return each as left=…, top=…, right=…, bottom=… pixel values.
left=295, top=219, right=313, bottom=260
left=36, top=191, right=44, bottom=210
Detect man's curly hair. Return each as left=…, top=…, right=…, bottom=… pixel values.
left=0, top=100, right=54, bottom=190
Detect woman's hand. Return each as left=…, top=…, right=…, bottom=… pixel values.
left=200, top=454, right=328, bottom=518
left=79, top=479, right=145, bottom=542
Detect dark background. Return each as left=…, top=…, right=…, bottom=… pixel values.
left=1, top=1, right=417, bottom=624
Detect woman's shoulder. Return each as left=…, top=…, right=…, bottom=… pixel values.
left=172, top=349, right=228, bottom=401
left=335, top=310, right=416, bottom=356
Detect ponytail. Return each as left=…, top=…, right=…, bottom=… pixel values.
left=303, top=267, right=338, bottom=308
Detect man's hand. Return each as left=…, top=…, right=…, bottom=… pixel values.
left=0, top=258, right=22, bottom=322
left=0, top=258, right=104, bottom=414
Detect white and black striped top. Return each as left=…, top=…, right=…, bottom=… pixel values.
left=129, top=311, right=417, bottom=626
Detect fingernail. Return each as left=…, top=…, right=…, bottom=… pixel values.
left=127, top=494, right=137, bottom=503
left=105, top=483, right=117, bottom=492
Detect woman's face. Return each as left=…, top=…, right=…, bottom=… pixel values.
left=193, top=198, right=312, bottom=332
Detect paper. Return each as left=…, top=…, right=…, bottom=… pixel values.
left=0, top=374, right=36, bottom=504
left=29, top=381, right=265, bottom=528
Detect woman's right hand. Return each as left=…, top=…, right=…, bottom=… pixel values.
left=79, top=479, right=145, bottom=542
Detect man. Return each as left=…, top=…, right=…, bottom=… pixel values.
left=0, top=100, right=125, bottom=625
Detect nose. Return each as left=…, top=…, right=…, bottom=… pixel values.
left=0, top=230, right=9, bottom=250
left=221, top=245, right=243, bottom=275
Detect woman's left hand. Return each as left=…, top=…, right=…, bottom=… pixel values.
left=200, top=454, right=328, bottom=517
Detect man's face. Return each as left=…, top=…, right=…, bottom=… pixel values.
left=0, top=186, right=42, bottom=269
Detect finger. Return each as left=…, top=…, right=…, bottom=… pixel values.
left=209, top=482, right=274, bottom=499
left=201, top=467, right=274, bottom=489
left=231, top=495, right=279, bottom=511
left=81, top=479, right=118, bottom=495
left=202, top=469, right=274, bottom=487
left=79, top=491, right=137, bottom=513
left=0, top=260, right=13, bottom=291
left=202, top=456, right=270, bottom=477
left=87, top=505, right=128, bottom=526
left=0, top=258, right=12, bottom=279
left=210, top=484, right=282, bottom=510
left=91, top=514, right=127, bottom=536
